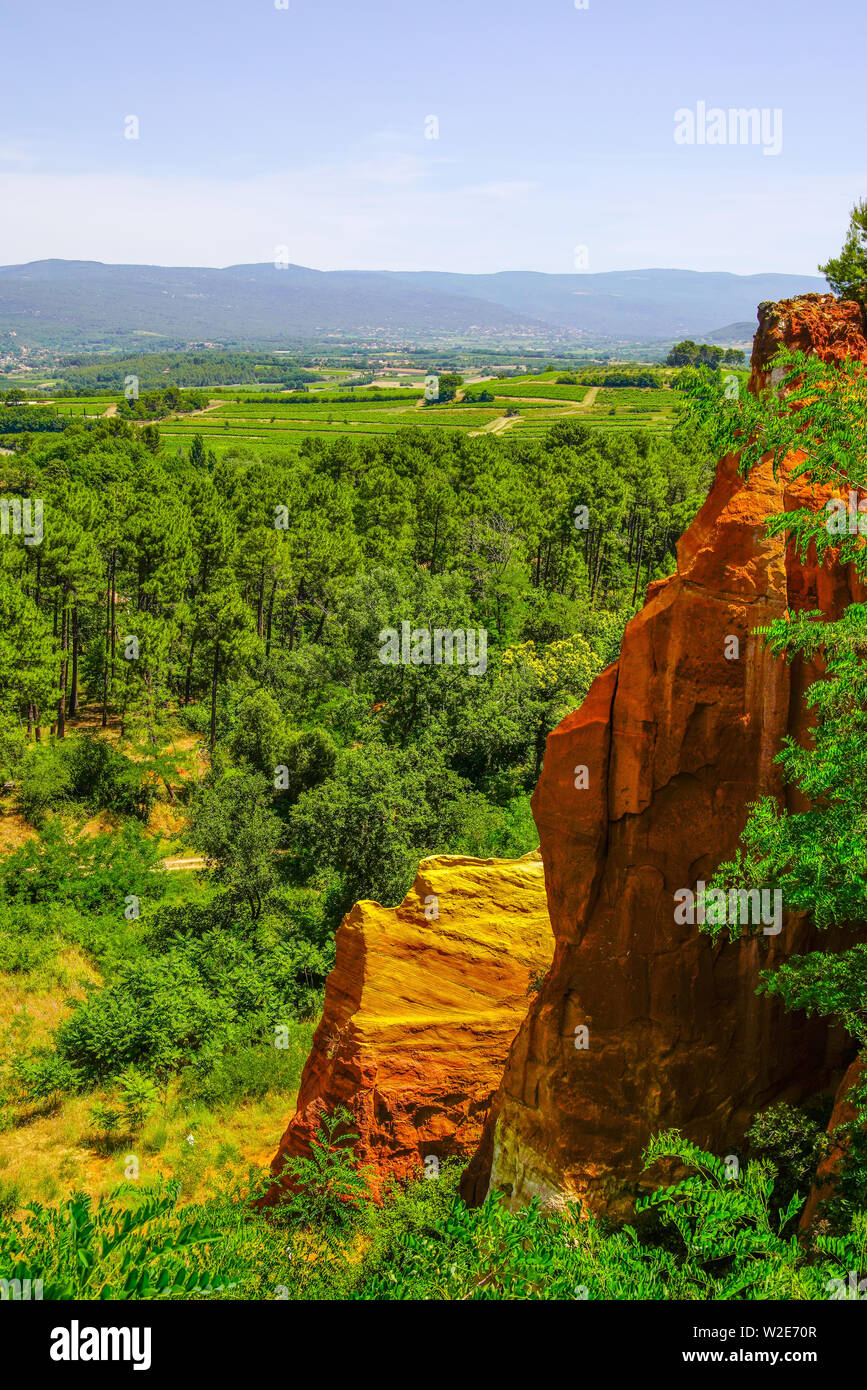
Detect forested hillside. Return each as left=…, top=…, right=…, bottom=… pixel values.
left=2, top=308, right=867, bottom=1308
left=0, top=415, right=711, bottom=1217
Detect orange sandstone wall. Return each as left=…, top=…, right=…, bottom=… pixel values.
left=265, top=852, right=553, bottom=1198
left=461, top=296, right=867, bottom=1218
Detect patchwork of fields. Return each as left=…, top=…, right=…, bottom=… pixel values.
left=44, top=374, right=686, bottom=453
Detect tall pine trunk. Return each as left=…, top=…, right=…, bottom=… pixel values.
left=631, top=524, right=645, bottom=606
left=103, top=550, right=115, bottom=726
left=265, top=579, right=278, bottom=659
left=57, top=597, right=68, bottom=738
left=256, top=565, right=265, bottom=638
left=209, top=643, right=220, bottom=750
left=68, top=592, right=79, bottom=718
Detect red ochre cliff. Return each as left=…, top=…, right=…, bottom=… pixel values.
left=265, top=852, right=553, bottom=1198
left=460, top=294, right=867, bottom=1218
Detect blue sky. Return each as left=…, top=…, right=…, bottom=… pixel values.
left=1, top=0, right=864, bottom=273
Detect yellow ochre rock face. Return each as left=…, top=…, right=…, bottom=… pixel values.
left=265, top=851, right=553, bottom=1197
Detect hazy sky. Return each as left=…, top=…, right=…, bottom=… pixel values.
left=1, top=0, right=864, bottom=274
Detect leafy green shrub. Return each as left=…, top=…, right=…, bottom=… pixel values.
left=637, top=1131, right=819, bottom=1298
left=0, top=903, right=60, bottom=975
left=86, top=1071, right=158, bottom=1142
left=0, top=1179, right=22, bottom=1219
left=273, top=1107, right=371, bottom=1232
left=176, top=702, right=213, bottom=737
left=288, top=740, right=510, bottom=919
left=87, top=1098, right=124, bottom=1140
left=0, top=1184, right=230, bottom=1300
left=53, top=955, right=215, bottom=1085
left=17, top=736, right=155, bottom=825
left=180, top=1024, right=314, bottom=1108
left=64, top=736, right=156, bottom=820
left=746, top=1101, right=830, bottom=1221
left=818, top=1065, right=867, bottom=1231
left=276, top=728, right=338, bottom=802
left=190, top=770, right=283, bottom=918
left=13, top=1050, right=84, bottom=1102
left=227, top=692, right=337, bottom=802
left=48, top=925, right=327, bottom=1087
left=0, top=719, right=28, bottom=783
left=226, top=690, right=285, bottom=775
left=117, top=1068, right=160, bottom=1130
left=266, top=1132, right=866, bottom=1301
left=16, top=743, right=71, bottom=825
left=0, top=817, right=165, bottom=912
left=6, top=1133, right=867, bottom=1302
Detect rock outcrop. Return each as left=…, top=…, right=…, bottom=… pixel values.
left=800, top=1055, right=866, bottom=1229
left=265, top=853, right=553, bottom=1198
left=461, top=295, right=867, bottom=1219
left=748, top=293, right=867, bottom=393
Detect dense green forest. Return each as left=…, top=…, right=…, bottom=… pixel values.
left=50, top=352, right=325, bottom=394
left=1, top=414, right=711, bottom=900
left=1, top=361, right=866, bottom=1299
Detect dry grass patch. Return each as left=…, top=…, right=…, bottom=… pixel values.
left=0, top=1088, right=296, bottom=1215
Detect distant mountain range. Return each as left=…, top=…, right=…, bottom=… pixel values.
left=0, top=260, right=827, bottom=352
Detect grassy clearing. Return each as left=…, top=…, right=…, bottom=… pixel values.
left=0, top=1083, right=304, bottom=1216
